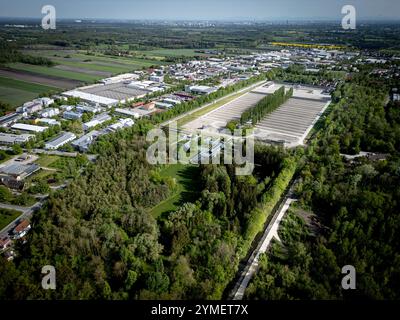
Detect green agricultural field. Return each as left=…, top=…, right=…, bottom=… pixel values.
left=26, top=49, right=164, bottom=66
left=142, top=48, right=212, bottom=58
left=0, top=76, right=59, bottom=107
left=7, top=63, right=102, bottom=83
left=77, top=53, right=165, bottom=66
left=24, top=50, right=165, bottom=73
left=150, top=164, right=200, bottom=218
left=54, top=59, right=130, bottom=74
left=0, top=208, right=21, bottom=231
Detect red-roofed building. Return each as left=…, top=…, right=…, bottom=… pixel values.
left=13, top=220, right=31, bottom=239
left=132, top=102, right=145, bottom=108
left=0, top=237, right=12, bottom=251
left=141, top=102, right=156, bottom=111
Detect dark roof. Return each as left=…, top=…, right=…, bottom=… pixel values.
left=0, top=163, right=40, bottom=177
left=1, top=177, right=25, bottom=190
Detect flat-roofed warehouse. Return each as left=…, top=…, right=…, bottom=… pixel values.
left=71, top=130, right=103, bottom=153
left=63, top=90, right=119, bottom=107
left=45, top=132, right=77, bottom=150
left=82, top=83, right=149, bottom=100
left=11, top=123, right=48, bottom=133
left=63, top=83, right=150, bottom=107
left=0, top=163, right=40, bottom=181
left=0, top=133, right=35, bottom=145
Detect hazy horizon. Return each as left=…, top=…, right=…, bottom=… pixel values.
left=0, top=0, right=399, bottom=21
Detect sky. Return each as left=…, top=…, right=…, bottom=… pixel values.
left=0, top=0, right=399, bottom=21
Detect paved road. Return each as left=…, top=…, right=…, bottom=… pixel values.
left=30, top=149, right=78, bottom=158
left=0, top=201, right=45, bottom=239
left=231, top=184, right=297, bottom=300
left=50, top=184, right=67, bottom=191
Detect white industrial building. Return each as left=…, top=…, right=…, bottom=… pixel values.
left=0, top=133, right=35, bottom=145
left=59, top=105, right=74, bottom=111
left=76, top=104, right=102, bottom=114
left=11, top=123, right=48, bottom=133
left=163, top=98, right=181, bottom=105
left=36, top=118, right=61, bottom=126
left=17, top=100, right=42, bottom=114
left=115, top=108, right=141, bottom=119
left=100, top=73, right=140, bottom=85
left=185, top=85, right=218, bottom=95
left=0, top=113, right=22, bottom=127
left=105, top=118, right=134, bottom=132
left=63, top=90, right=119, bottom=107
left=71, top=130, right=103, bottom=152
left=150, top=75, right=164, bottom=83
left=155, top=101, right=174, bottom=109
left=63, top=111, right=82, bottom=120
left=83, top=113, right=112, bottom=131
left=39, top=97, right=55, bottom=107
left=45, top=132, right=76, bottom=150
left=39, top=108, right=60, bottom=118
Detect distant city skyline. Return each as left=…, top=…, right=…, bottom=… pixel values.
left=0, top=0, right=399, bottom=21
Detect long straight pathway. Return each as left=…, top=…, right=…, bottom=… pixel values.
left=232, top=195, right=297, bottom=300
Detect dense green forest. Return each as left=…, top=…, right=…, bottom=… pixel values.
left=0, top=119, right=296, bottom=299
left=245, top=74, right=400, bottom=300
left=0, top=41, right=54, bottom=66
left=275, top=65, right=346, bottom=87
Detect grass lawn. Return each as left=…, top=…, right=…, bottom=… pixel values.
left=0, top=209, right=22, bottom=231
left=28, top=169, right=56, bottom=182
left=150, top=164, right=200, bottom=219
left=35, top=155, right=60, bottom=167
left=7, top=63, right=101, bottom=83
left=50, top=157, right=76, bottom=169
left=0, top=76, right=59, bottom=107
